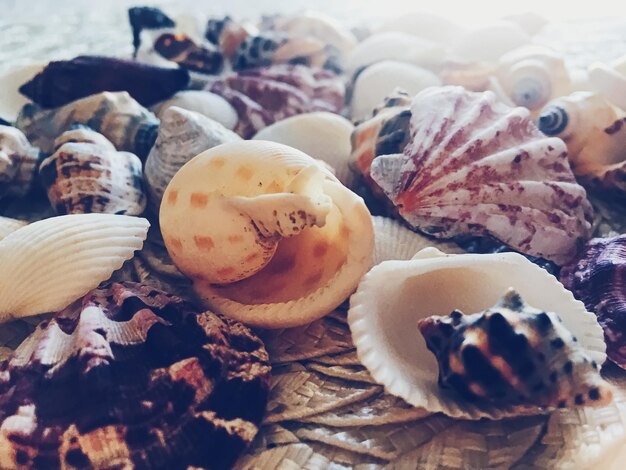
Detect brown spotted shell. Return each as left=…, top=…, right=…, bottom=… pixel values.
left=0, top=282, right=270, bottom=470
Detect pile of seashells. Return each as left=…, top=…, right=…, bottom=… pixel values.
left=1, top=5, right=626, bottom=469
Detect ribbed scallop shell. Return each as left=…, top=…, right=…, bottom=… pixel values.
left=39, top=127, right=146, bottom=215
left=145, top=106, right=241, bottom=213
left=369, top=86, right=593, bottom=265
left=0, top=125, right=41, bottom=199
left=0, top=216, right=27, bottom=241
left=16, top=91, right=159, bottom=160
left=0, top=214, right=148, bottom=321
left=151, top=90, right=238, bottom=130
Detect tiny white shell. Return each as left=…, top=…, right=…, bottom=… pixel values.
left=0, top=216, right=27, bottom=241
left=0, top=214, right=149, bottom=321
left=0, top=63, right=45, bottom=122
left=589, top=59, right=626, bottom=111
left=151, top=91, right=239, bottom=130
left=450, top=21, right=531, bottom=63
left=348, top=248, right=606, bottom=419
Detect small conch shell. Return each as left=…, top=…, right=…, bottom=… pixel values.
left=160, top=141, right=374, bottom=329
left=253, top=112, right=355, bottom=187
left=16, top=91, right=159, bottom=159
left=0, top=125, right=41, bottom=199
left=145, top=106, right=241, bottom=212
left=589, top=55, right=626, bottom=111
left=39, top=127, right=146, bottom=215
left=348, top=248, right=607, bottom=419
left=0, top=214, right=149, bottom=321
left=0, top=216, right=27, bottom=241
left=151, top=90, right=239, bottom=130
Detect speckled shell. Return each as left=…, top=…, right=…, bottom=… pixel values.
left=253, top=112, right=355, bottom=187
left=0, top=216, right=27, bottom=241
left=16, top=92, right=159, bottom=160
left=128, top=6, right=176, bottom=56
left=589, top=57, right=626, bottom=111
left=419, top=289, right=613, bottom=408
left=0, top=282, right=270, bottom=470
left=153, top=33, right=224, bottom=74
left=145, top=106, right=241, bottom=213
left=160, top=141, right=374, bottom=329
left=0, top=125, right=41, bottom=199
left=39, top=127, right=146, bottom=215
left=151, top=90, right=239, bottom=130
left=368, top=86, right=593, bottom=265
left=561, top=235, right=626, bottom=369
left=205, top=16, right=258, bottom=60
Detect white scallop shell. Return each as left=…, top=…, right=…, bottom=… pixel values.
left=0, top=63, right=45, bottom=122
left=450, top=21, right=531, bottom=63
left=252, top=112, right=355, bottom=188
left=589, top=58, right=626, bottom=111
left=377, top=13, right=466, bottom=46
left=350, top=61, right=441, bottom=121
left=0, top=214, right=149, bottom=321
left=348, top=248, right=606, bottom=419
left=151, top=91, right=239, bottom=130
left=0, top=217, right=27, bottom=241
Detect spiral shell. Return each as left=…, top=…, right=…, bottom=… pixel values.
left=0, top=125, right=41, bottom=200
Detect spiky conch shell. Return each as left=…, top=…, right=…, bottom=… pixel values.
left=348, top=248, right=608, bottom=419
left=39, top=127, right=146, bottom=215
left=369, top=86, right=593, bottom=266
left=0, top=214, right=149, bottom=322
left=0, top=125, right=41, bottom=199
left=160, top=141, right=374, bottom=329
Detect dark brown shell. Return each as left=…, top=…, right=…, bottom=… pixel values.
left=0, top=282, right=271, bottom=470
left=153, top=34, right=224, bottom=75
left=128, top=6, right=176, bottom=57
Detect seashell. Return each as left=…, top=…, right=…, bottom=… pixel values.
left=377, top=13, right=466, bottom=46
left=0, top=216, right=27, bottom=241
left=450, top=21, right=531, bottom=63
left=145, top=106, right=241, bottom=213
left=16, top=91, right=159, bottom=160
left=439, top=61, right=497, bottom=92
left=350, top=61, right=441, bottom=121
left=153, top=33, right=224, bottom=74
left=348, top=248, right=608, bottom=419
left=128, top=6, right=176, bottom=57
left=253, top=112, right=355, bottom=187
left=0, top=214, right=148, bottom=321
left=418, top=289, right=612, bottom=408
left=151, top=90, right=239, bottom=130
left=39, top=127, right=146, bottom=215
left=208, top=65, right=345, bottom=138
left=0, top=125, right=41, bottom=200
left=368, top=86, right=593, bottom=265
left=0, top=282, right=270, bottom=470
left=589, top=56, right=626, bottom=111
left=159, top=141, right=374, bottom=329
left=205, top=16, right=259, bottom=59
left=18, top=55, right=190, bottom=109
left=346, top=32, right=445, bottom=77
left=0, top=62, right=45, bottom=122
left=561, top=235, right=626, bottom=369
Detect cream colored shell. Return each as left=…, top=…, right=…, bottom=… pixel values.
left=0, top=217, right=27, bottom=241
left=160, top=141, right=374, bottom=329
left=151, top=91, right=239, bottom=130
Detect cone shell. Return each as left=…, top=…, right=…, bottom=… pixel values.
left=348, top=248, right=607, bottom=419
left=151, top=90, right=239, bottom=130
left=368, top=86, right=593, bottom=265
left=0, top=214, right=148, bottom=321
left=145, top=106, right=241, bottom=213
left=253, top=112, right=355, bottom=187
left=0, top=216, right=27, bottom=241
left=39, top=127, right=146, bottom=215
left=160, top=141, right=374, bottom=329
left=0, top=125, right=41, bottom=199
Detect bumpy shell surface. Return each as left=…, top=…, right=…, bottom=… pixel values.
left=153, top=33, right=224, bottom=74
left=0, top=216, right=27, bottom=241
left=0, top=282, right=270, bottom=470
left=18, top=55, right=190, bottom=108
left=208, top=65, right=345, bottom=138
left=16, top=91, right=159, bottom=160
left=151, top=90, right=239, bottom=130
left=160, top=141, right=373, bottom=329
left=145, top=106, right=241, bottom=213
left=0, top=214, right=148, bottom=321
left=561, top=235, right=626, bottom=369
left=39, top=127, right=146, bottom=215
left=369, top=86, right=593, bottom=265
left=419, top=289, right=613, bottom=408
left=253, top=112, right=355, bottom=187
left=348, top=248, right=607, bottom=419
left=0, top=125, right=41, bottom=199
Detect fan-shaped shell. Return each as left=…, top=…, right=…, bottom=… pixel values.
left=589, top=57, right=626, bottom=111
left=0, top=214, right=149, bottom=321
left=39, top=127, right=146, bottom=215
left=16, top=91, right=159, bottom=160
left=145, top=106, right=241, bottom=213
left=151, top=90, right=239, bottom=130
left=0, top=125, right=41, bottom=200
left=0, top=216, right=27, bottom=241
left=253, top=112, right=355, bottom=187
left=368, top=86, right=593, bottom=265
left=160, top=141, right=374, bottom=329
left=450, top=21, right=531, bottom=63
left=348, top=248, right=607, bottom=419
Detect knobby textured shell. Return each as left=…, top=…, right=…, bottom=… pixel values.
left=369, top=86, right=593, bottom=265
left=151, top=90, right=239, bottom=130
left=16, top=91, right=159, bottom=160
left=253, top=112, right=355, bottom=188
left=160, top=141, right=374, bottom=329
left=0, top=125, right=41, bottom=199
left=348, top=248, right=606, bottom=419
left=39, top=127, right=146, bottom=215
left=145, top=106, right=241, bottom=213
left=0, top=213, right=148, bottom=322
left=561, top=235, right=626, bottom=369
left=0, top=282, right=270, bottom=470
left=0, top=216, right=27, bottom=241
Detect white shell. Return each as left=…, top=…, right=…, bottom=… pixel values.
left=450, top=21, right=531, bottom=63
left=252, top=112, right=355, bottom=188
left=0, top=214, right=149, bottom=321
left=0, top=217, right=27, bottom=241
left=377, top=13, right=466, bottom=46
left=348, top=248, right=606, bottom=419
left=0, top=63, right=45, bottom=122
left=350, top=61, right=441, bottom=121
left=151, top=91, right=239, bottom=130
left=589, top=59, right=626, bottom=111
